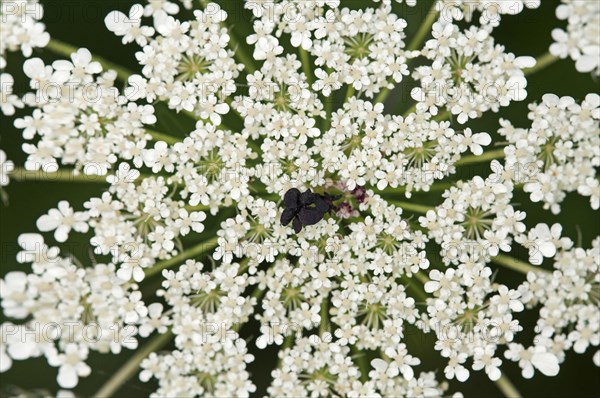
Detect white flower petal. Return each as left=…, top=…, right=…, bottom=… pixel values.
left=532, top=352, right=560, bottom=377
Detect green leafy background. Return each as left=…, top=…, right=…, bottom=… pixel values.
left=1, top=0, right=598, bottom=396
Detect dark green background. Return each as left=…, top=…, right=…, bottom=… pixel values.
left=1, top=0, right=599, bottom=397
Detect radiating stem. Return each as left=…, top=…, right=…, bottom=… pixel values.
left=433, top=109, right=451, bottom=121
left=524, top=52, right=558, bottom=76
left=146, top=128, right=181, bottom=145
left=413, top=271, right=430, bottom=285
left=277, top=334, right=295, bottom=368
left=144, top=237, right=219, bottom=278
left=389, top=182, right=454, bottom=195
left=421, top=181, right=525, bottom=194
left=94, top=331, right=173, bottom=398
left=377, top=2, right=438, bottom=105
left=493, top=254, right=550, bottom=275
left=46, top=39, right=134, bottom=81
left=351, top=345, right=369, bottom=383
left=494, top=373, right=523, bottom=398
left=374, top=87, right=390, bottom=104
left=196, top=0, right=257, bottom=73
left=403, top=103, right=417, bottom=117
left=226, top=26, right=257, bottom=73
left=300, top=48, right=313, bottom=84
left=400, top=274, right=429, bottom=304
left=185, top=204, right=211, bottom=212
left=407, top=3, right=439, bottom=52
left=457, top=148, right=505, bottom=166
left=319, top=296, right=329, bottom=335
left=388, top=200, right=433, bottom=214
left=323, top=96, right=334, bottom=131
left=224, top=97, right=245, bottom=124
left=251, top=284, right=266, bottom=300
left=345, top=85, right=356, bottom=101
left=10, top=167, right=107, bottom=183
left=400, top=103, right=450, bottom=120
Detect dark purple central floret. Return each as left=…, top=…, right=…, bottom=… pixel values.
left=280, top=188, right=331, bottom=233
left=351, top=186, right=367, bottom=203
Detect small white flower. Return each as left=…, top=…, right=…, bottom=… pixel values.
left=578, top=177, right=600, bottom=210
left=36, top=201, right=89, bottom=242
left=105, top=4, right=155, bottom=46
left=505, top=344, right=560, bottom=378
left=472, top=344, right=502, bottom=381
left=48, top=344, right=91, bottom=389
left=52, top=48, right=102, bottom=83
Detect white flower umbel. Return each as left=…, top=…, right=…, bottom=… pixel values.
left=550, top=0, right=600, bottom=74
left=499, top=93, right=600, bottom=214
left=436, top=0, right=540, bottom=28
left=1, top=0, right=599, bottom=396
left=0, top=233, right=152, bottom=388
left=16, top=55, right=156, bottom=175
left=0, top=0, right=50, bottom=68
left=115, top=3, right=241, bottom=122
left=415, top=23, right=534, bottom=124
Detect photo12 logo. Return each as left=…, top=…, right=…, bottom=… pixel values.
left=1, top=322, right=138, bottom=345
left=1, top=1, right=43, bottom=22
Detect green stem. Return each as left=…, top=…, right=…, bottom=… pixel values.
left=144, top=237, right=219, bottom=278
left=319, top=296, right=329, bottom=335
left=321, top=66, right=335, bottom=130
left=251, top=285, right=266, bottom=300
left=457, top=148, right=505, bottom=166
left=185, top=204, right=211, bottom=212
left=351, top=345, right=369, bottom=383
left=276, top=334, right=295, bottom=368
left=389, top=182, right=454, bottom=195
left=94, top=331, right=173, bottom=398
left=420, top=181, right=525, bottom=194
left=402, top=103, right=417, bottom=117
left=46, top=39, right=134, bottom=81
left=398, top=103, right=450, bottom=120
left=388, top=200, right=433, bottom=214
left=374, top=87, right=390, bottom=105
left=226, top=27, right=257, bottom=73
left=494, top=373, right=523, bottom=398
left=524, top=52, right=558, bottom=76
left=400, top=274, right=429, bottom=304
left=433, top=109, right=451, bottom=121
left=493, top=254, right=550, bottom=275
left=413, top=271, right=430, bottom=285
left=181, top=108, right=200, bottom=121
left=345, top=85, right=356, bottom=101
left=376, top=2, right=438, bottom=106
left=323, top=95, right=334, bottom=131
left=146, top=128, right=181, bottom=145
left=224, top=97, right=245, bottom=124
left=407, top=4, right=439, bottom=52
left=10, top=167, right=107, bottom=183
left=300, top=48, right=313, bottom=84
left=196, top=0, right=257, bottom=73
